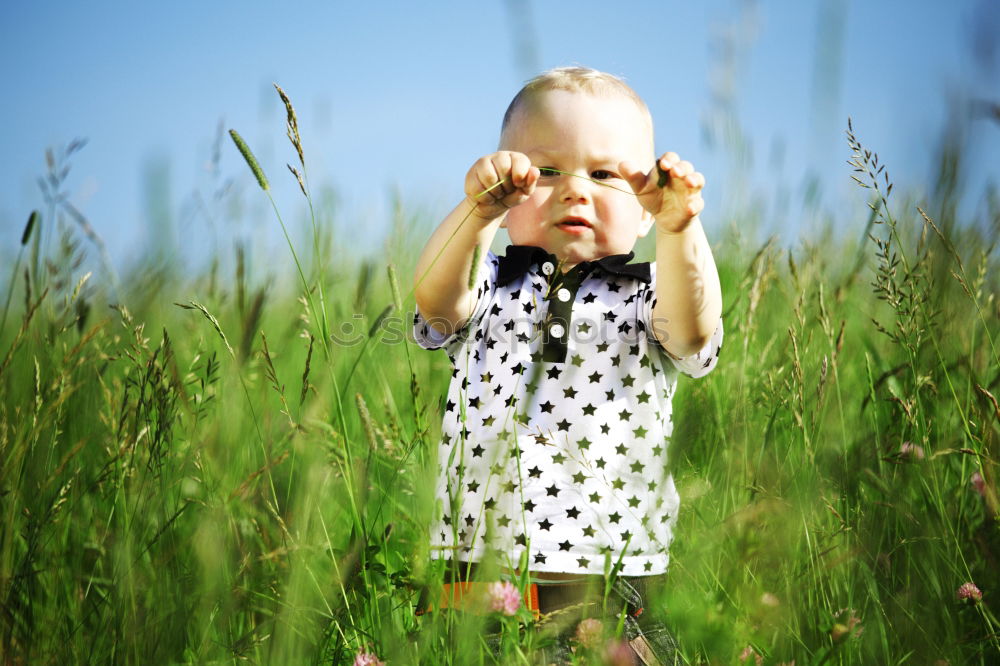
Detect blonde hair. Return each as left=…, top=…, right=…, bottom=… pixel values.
left=499, top=66, right=652, bottom=146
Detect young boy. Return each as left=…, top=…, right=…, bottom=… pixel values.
left=412, top=67, right=722, bottom=658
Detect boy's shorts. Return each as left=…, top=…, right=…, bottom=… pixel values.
left=535, top=576, right=682, bottom=665
left=432, top=570, right=681, bottom=664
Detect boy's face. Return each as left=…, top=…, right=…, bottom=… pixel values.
left=500, top=89, right=655, bottom=267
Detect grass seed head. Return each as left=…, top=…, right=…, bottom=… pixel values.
left=387, top=264, right=403, bottom=312
left=176, top=300, right=236, bottom=359
left=229, top=129, right=269, bottom=191
left=274, top=83, right=304, bottom=167
left=468, top=244, right=482, bottom=290
left=299, top=332, right=314, bottom=406
left=21, top=210, right=39, bottom=246
left=368, top=304, right=395, bottom=338
left=355, top=394, right=378, bottom=450
left=287, top=164, right=306, bottom=196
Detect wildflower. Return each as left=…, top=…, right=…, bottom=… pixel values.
left=603, top=639, right=635, bottom=666
left=899, top=441, right=925, bottom=461
left=353, top=649, right=385, bottom=666
left=830, top=609, right=863, bottom=642
left=970, top=472, right=987, bottom=498
left=760, top=592, right=780, bottom=607
left=738, top=644, right=763, bottom=664
left=574, top=617, right=605, bottom=649
left=487, top=581, right=521, bottom=616
left=957, top=582, right=982, bottom=604
left=830, top=623, right=850, bottom=642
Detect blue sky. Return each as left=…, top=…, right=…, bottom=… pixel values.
left=1, top=0, right=997, bottom=271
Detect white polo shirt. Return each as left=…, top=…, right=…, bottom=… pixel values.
left=414, top=246, right=722, bottom=576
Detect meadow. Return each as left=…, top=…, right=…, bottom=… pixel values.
left=1, top=92, right=998, bottom=665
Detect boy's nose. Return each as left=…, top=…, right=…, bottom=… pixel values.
left=559, top=174, right=591, bottom=204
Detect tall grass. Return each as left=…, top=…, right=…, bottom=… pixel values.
left=0, top=93, right=997, bottom=664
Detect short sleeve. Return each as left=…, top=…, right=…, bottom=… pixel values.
left=640, top=263, right=724, bottom=378
left=663, top=318, right=723, bottom=378
left=412, top=250, right=498, bottom=353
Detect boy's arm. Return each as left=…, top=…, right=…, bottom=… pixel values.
left=652, top=217, right=722, bottom=357
left=413, top=152, right=538, bottom=335
left=622, top=153, right=722, bottom=357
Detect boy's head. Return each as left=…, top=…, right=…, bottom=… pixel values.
left=497, top=67, right=657, bottom=268
left=499, top=67, right=653, bottom=148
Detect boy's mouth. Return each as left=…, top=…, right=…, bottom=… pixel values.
left=555, top=216, right=592, bottom=231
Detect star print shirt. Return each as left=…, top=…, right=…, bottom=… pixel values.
left=413, top=246, right=723, bottom=576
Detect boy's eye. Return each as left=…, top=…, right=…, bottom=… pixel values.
left=538, top=167, right=560, bottom=177
left=590, top=170, right=618, bottom=181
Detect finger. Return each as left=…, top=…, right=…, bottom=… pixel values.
left=619, top=160, right=651, bottom=194
left=670, top=160, right=694, bottom=179
left=510, top=165, right=538, bottom=201
left=481, top=180, right=510, bottom=206
left=509, top=152, right=534, bottom=189
left=685, top=171, right=705, bottom=190
left=523, top=165, right=539, bottom=192
left=489, top=152, right=514, bottom=196
left=687, top=195, right=704, bottom=217
left=467, top=157, right=499, bottom=200
left=658, top=152, right=680, bottom=171
left=474, top=155, right=500, bottom=187
left=476, top=168, right=503, bottom=201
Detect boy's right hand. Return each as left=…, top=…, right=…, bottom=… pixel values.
left=464, top=151, right=539, bottom=221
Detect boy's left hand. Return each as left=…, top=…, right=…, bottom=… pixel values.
left=621, top=152, right=705, bottom=233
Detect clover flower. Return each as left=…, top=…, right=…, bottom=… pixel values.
left=830, top=608, right=863, bottom=642
left=352, top=650, right=385, bottom=666
left=738, top=644, right=763, bottom=664
left=760, top=592, right=780, bottom=607
left=574, top=617, right=605, bottom=649
left=970, top=472, right=987, bottom=499
left=957, top=582, right=983, bottom=604
left=487, top=581, right=521, bottom=616
left=603, top=638, right=635, bottom=666
left=899, top=441, right=925, bottom=461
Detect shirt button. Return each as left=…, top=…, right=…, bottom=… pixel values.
left=541, top=262, right=555, bottom=276
left=556, top=288, right=571, bottom=302
left=549, top=323, right=566, bottom=338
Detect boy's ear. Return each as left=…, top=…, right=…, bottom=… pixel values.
left=498, top=212, right=509, bottom=229
left=636, top=209, right=655, bottom=238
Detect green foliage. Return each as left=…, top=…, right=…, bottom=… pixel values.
left=1, top=114, right=998, bottom=665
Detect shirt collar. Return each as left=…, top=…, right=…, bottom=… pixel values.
left=496, top=245, right=651, bottom=286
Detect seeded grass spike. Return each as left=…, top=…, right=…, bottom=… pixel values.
left=2, top=210, right=41, bottom=334
left=229, top=129, right=269, bottom=191
left=21, top=211, right=38, bottom=246
left=299, top=332, right=314, bottom=406
left=468, top=244, right=481, bottom=290
left=275, top=83, right=307, bottom=196
left=230, top=99, right=347, bottom=469
left=387, top=264, right=403, bottom=313
left=274, top=83, right=304, bottom=168
left=175, top=300, right=236, bottom=359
